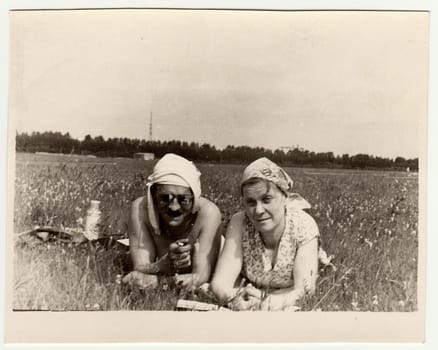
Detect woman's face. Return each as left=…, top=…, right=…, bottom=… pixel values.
left=242, top=180, right=286, bottom=235
left=153, top=184, right=194, bottom=227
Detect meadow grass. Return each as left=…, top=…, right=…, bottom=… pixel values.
left=12, top=153, right=418, bottom=311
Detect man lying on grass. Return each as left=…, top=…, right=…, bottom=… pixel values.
left=122, top=153, right=222, bottom=291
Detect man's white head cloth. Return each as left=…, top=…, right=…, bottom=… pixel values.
left=146, top=153, right=201, bottom=233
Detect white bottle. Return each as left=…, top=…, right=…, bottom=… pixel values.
left=85, top=200, right=102, bottom=240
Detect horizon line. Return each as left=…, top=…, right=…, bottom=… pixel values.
left=16, top=129, right=419, bottom=161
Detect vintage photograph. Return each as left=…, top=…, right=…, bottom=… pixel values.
left=5, top=6, right=430, bottom=343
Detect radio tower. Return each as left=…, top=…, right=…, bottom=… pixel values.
left=149, top=112, right=153, bottom=141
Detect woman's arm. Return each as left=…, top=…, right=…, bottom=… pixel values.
left=210, top=212, right=245, bottom=303
left=261, top=237, right=318, bottom=310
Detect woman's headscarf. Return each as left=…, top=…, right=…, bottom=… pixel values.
left=146, top=153, right=201, bottom=234
left=241, top=157, right=311, bottom=210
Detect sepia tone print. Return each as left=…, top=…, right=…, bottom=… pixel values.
left=5, top=7, right=429, bottom=344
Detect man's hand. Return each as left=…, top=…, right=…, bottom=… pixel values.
left=122, top=271, right=159, bottom=289
left=173, top=273, right=200, bottom=290
left=168, top=238, right=192, bottom=273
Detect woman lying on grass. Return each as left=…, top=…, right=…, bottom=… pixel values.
left=211, top=158, right=319, bottom=311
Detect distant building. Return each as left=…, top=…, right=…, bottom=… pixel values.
left=134, top=152, right=155, bottom=160
left=280, top=145, right=300, bottom=153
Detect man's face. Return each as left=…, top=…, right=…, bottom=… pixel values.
left=153, top=184, right=194, bottom=227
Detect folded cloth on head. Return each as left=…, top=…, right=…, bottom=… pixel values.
left=146, top=153, right=201, bottom=235
left=241, top=157, right=311, bottom=210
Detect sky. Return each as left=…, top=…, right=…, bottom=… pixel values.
left=9, top=9, right=429, bottom=159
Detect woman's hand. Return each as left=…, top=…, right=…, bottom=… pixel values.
left=122, top=271, right=159, bottom=289
left=245, top=284, right=301, bottom=311
left=243, top=284, right=263, bottom=299
left=168, top=239, right=192, bottom=273
left=259, top=294, right=285, bottom=311
left=228, top=293, right=261, bottom=311
left=228, top=284, right=263, bottom=311
left=259, top=293, right=301, bottom=311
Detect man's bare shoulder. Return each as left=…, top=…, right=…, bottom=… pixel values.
left=229, top=211, right=246, bottom=226
left=132, top=196, right=146, bottom=206
left=198, top=197, right=221, bottom=219
left=131, top=196, right=147, bottom=219
left=224, top=211, right=246, bottom=239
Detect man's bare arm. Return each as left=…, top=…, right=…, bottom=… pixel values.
left=191, top=199, right=222, bottom=284
left=128, top=197, right=171, bottom=275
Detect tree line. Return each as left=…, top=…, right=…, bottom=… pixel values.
left=15, top=131, right=418, bottom=171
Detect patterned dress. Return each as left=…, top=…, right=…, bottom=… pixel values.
left=241, top=201, right=319, bottom=289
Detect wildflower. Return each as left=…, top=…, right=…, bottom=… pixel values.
left=398, top=300, right=405, bottom=308
left=115, top=274, right=122, bottom=285
left=93, top=303, right=101, bottom=310
left=351, top=292, right=359, bottom=310
left=364, top=238, right=373, bottom=248
left=318, top=247, right=336, bottom=270
left=372, top=295, right=379, bottom=306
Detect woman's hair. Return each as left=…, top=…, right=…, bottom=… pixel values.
left=241, top=177, right=285, bottom=197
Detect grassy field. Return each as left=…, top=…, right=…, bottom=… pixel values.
left=12, top=152, right=419, bottom=311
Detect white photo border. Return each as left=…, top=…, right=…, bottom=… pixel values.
left=1, top=0, right=437, bottom=349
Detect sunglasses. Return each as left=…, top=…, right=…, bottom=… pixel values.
left=155, top=193, right=194, bottom=209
